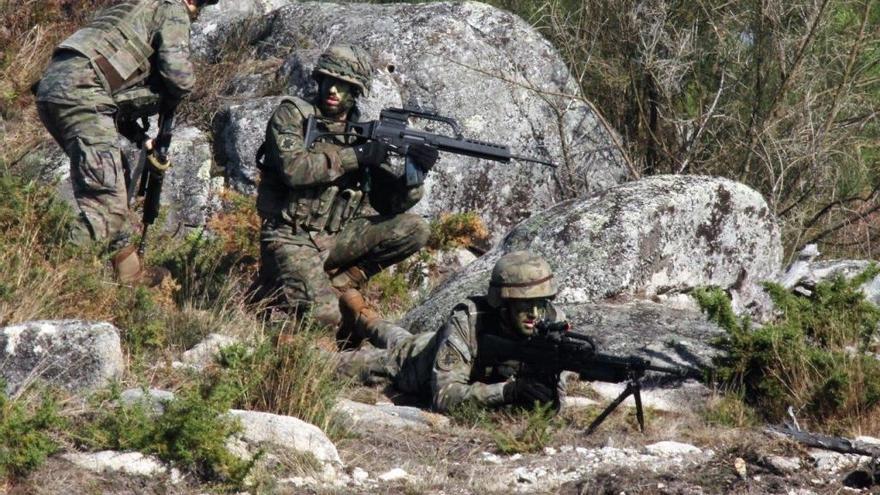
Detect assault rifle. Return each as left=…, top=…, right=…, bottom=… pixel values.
left=136, top=99, right=177, bottom=256
left=303, top=106, right=557, bottom=188
left=479, top=320, right=703, bottom=434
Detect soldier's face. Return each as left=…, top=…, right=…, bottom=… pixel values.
left=505, top=298, right=549, bottom=337
left=319, top=77, right=356, bottom=118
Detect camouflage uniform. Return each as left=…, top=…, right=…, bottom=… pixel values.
left=338, top=296, right=565, bottom=412
left=254, top=95, right=429, bottom=325
left=34, top=0, right=196, bottom=245
left=254, top=45, right=430, bottom=326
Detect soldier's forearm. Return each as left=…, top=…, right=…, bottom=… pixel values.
left=433, top=382, right=507, bottom=412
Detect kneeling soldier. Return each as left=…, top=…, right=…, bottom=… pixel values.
left=253, top=44, right=437, bottom=328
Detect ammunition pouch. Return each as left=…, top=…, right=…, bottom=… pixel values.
left=113, top=86, right=162, bottom=121
left=285, top=186, right=364, bottom=234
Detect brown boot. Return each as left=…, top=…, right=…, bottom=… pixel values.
left=337, top=288, right=380, bottom=349
left=330, top=266, right=368, bottom=291
left=111, top=245, right=170, bottom=288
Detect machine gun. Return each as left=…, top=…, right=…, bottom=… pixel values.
left=478, top=320, right=703, bottom=434
left=136, top=99, right=177, bottom=256
left=303, top=106, right=557, bottom=188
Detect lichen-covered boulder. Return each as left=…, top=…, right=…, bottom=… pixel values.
left=120, top=125, right=220, bottom=230
left=200, top=1, right=628, bottom=240
left=0, top=320, right=124, bottom=394
left=402, top=175, right=781, bottom=334
left=229, top=410, right=341, bottom=465
left=212, top=97, right=285, bottom=195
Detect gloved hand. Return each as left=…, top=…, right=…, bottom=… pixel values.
left=353, top=141, right=389, bottom=167
left=503, top=377, right=556, bottom=406
left=407, top=143, right=439, bottom=171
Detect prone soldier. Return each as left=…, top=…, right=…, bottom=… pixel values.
left=33, top=0, right=216, bottom=284
left=252, top=44, right=439, bottom=329
left=337, top=251, right=566, bottom=412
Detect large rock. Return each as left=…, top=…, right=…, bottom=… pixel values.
left=402, top=175, right=781, bottom=335
left=121, top=125, right=220, bottom=230
left=229, top=409, right=341, bottom=465
left=0, top=320, right=124, bottom=394
left=332, top=399, right=450, bottom=431
left=212, top=97, right=284, bottom=195
left=191, top=0, right=294, bottom=62
left=201, top=1, right=628, bottom=239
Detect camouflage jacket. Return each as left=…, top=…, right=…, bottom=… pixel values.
left=391, top=296, right=565, bottom=412
left=257, top=96, right=424, bottom=239
left=37, top=0, right=194, bottom=105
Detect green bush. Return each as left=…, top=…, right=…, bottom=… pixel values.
left=492, top=403, right=557, bottom=454
left=76, top=382, right=253, bottom=486
left=0, top=389, right=63, bottom=481
left=695, top=267, right=880, bottom=432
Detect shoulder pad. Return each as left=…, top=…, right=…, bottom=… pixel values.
left=278, top=96, right=317, bottom=120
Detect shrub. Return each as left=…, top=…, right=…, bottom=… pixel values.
left=0, top=388, right=63, bottom=482
left=695, top=268, right=880, bottom=433
left=216, top=318, right=345, bottom=436
left=492, top=403, right=557, bottom=454
left=75, top=382, right=253, bottom=486
left=427, top=212, right=489, bottom=251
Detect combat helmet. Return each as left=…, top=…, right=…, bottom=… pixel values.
left=312, top=44, right=373, bottom=97
left=487, top=251, right=557, bottom=308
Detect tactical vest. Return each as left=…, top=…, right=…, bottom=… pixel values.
left=260, top=96, right=365, bottom=236
left=57, top=0, right=167, bottom=95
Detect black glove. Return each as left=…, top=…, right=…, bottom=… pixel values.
left=407, top=144, right=439, bottom=171
left=353, top=141, right=389, bottom=167
left=503, top=378, right=556, bottom=406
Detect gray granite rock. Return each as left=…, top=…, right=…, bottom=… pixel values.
left=199, top=1, right=628, bottom=240
left=0, top=320, right=123, bottom=394
left=402, top=175, right=780, bottom=339
left=212, top=97, right=285, bottom=195
left=62, top=451, right=181, bottom=482
left=333, top=399, right=450, bottom=431
left=229, top=409, right=341, bottom=464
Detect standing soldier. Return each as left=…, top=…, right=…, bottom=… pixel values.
left=33, top=0, right=217, bottom=284
left=336, top=251, right=566, bottom=412
left=253, top=44, right=438, bottom=330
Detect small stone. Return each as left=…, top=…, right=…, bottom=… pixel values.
left=351, top=467, right=369, bottom=483
left=855, top=436, right=880, bottom=446
left=378, top=468, right=408, bottom=482
left=734, top=457, right=747, bottom=479
left=514, top=467, right=537, bottom=484
left=643, top=441, right=701, bottom=457
left=765, top=455, right=801, bottom=474
left=481, top=452, right=502, bottom=464
left=543, top=446, right=557, bottom=455
left=575, top=447, right=589, bottom=455
left=509, top=453, right=522, bottom=461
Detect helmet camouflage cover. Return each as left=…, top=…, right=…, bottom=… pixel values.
left=487, top=251, right=557, bottom=308
left=312, top=44, right=373, bottom=96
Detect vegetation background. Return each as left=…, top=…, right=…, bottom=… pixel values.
left=0, top=0, right=878, bottom=489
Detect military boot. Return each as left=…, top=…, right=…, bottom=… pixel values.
left=337, top=288, right=380, bottom=349
left=111, top=245, right=170, bottom=287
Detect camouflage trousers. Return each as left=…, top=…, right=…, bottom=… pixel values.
left=256, top=212, right=429, bottom=326
left=35, top=52, right=131, bottom=247
left=337, top=323, right=437, bottom=395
